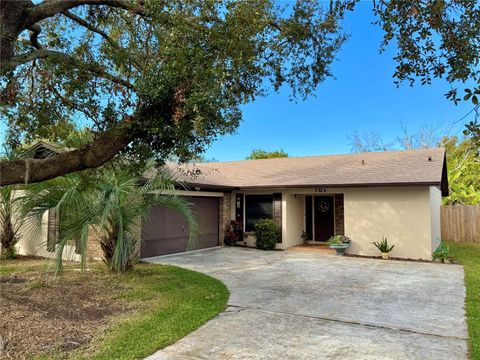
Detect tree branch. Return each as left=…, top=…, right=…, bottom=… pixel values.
left=1, top=49, right=135, bottom=90
left=28, top=22, right=42, bottom=49
left=24, top=0, right=145, bottom=28
left=0, top=127, right=132, bottom=186
left=62, top=10, right=141, bottom=69
left=63, top=10, right=115, bottom=46
left=47, top=84, right=102, bottom=128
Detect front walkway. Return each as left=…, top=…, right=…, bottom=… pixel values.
left=145, top=247, right=468, bottom=360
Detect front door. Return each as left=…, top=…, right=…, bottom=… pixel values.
left=314, top=196, right=335, bottom=242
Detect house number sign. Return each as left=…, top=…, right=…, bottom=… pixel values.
left=315, top=187, right=327, bottom=193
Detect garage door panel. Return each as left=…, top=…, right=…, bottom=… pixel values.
left=194, top=233, right=219, bottom=249
left=142, top=206, right=187, bottom=241
left=141, top=196, right=219, bottom=258
left=142, top=236, right=189, bottom=257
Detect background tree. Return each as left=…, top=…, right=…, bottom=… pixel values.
left=349, top=124, right=439, bottom=153
left=442, top=136, right=480, bottom=205
left=246, top=148, right=289, bottom=160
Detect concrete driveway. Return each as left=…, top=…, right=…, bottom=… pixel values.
left=145, top=247, right=468, bottom=360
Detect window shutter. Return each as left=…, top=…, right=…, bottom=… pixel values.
left=273, top=193, right=282, bottom=243
left=47, top=208, right=59, bottom=252
left=235, top=194, right=244, bottom=224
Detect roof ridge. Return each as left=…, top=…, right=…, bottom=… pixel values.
left=192, top=147, right=445, bottom=166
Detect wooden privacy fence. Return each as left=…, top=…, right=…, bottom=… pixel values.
left=441, top=205, right=480, bottom=243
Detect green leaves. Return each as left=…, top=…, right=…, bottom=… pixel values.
left=442, top=136, right=480, bottom=205
left=254, top=218, right=279, bottom=250
left=373, top=1, right=480, bottom=105
left=246, top=148, right=288, bottom=160
left=372, top=236, right=395, bottom=253
left=23, top=163, right=198, bottom=274
left=464, top=88, right=480, bottom=105
left=2, top=0, right=355, bottom=164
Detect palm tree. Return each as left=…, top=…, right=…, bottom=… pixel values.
left=0, top=185, right=24, bottom=259
left=0, top=147, right=26, bottom=259
left=24, top=166, right=198, bottom=274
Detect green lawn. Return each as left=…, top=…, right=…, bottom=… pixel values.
left=0, top=258, right=228, bottom=359
left=85, top=264, right=229, bottom=360
left=447, top=242, right=480, bottom=360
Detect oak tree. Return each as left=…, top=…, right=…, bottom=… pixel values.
left=1, top=0, right=479, bottom=185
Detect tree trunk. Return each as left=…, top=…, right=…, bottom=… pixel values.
left=0, top=214, right=18, bottom=259
left=0, top=128, right=132, bottom=186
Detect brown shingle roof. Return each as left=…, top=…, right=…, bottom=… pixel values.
left=171, top=148, right=448, bottom=194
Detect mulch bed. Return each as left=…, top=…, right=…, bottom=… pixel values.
left=344, top=253, right=458, bottom=264
left=0, top=264, right=134, bottom=359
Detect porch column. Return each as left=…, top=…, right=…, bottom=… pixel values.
left=334, top=194, right=345, bottom=235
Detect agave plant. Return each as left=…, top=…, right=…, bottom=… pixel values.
left=372, top=236, right=395, bottom=253
left=23, top=165, right=198, bottom=274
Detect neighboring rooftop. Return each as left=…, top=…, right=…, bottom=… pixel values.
left=171, top=148, right=448, bottom=195
left=22, top=141, right=71, bottom=159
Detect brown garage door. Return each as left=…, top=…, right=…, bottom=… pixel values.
left=141, top=196, right=219, bottom=258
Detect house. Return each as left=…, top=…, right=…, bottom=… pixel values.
left=13, top=141, right=81, bottom=261
left=15, top=146, right=448, bottom=261
left=141, top=148, right=448, bottom=260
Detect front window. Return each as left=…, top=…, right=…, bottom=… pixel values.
left=245, top=195, right=273, bottom=232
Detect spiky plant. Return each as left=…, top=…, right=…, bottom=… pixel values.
left=23, top=165, right=197, bottom=274
left=372, top=236, right=395, bottom=253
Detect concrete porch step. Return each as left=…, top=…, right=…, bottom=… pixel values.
left=288, top=244, right=336, bottom=255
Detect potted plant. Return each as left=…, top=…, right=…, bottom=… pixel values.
left=301, top=231, right=309, bottom=244
left=328, top=235, right=351, bottom=256
left=372, top=236, right=395, bottom=259
left=432, top=241, right=450, bottom=263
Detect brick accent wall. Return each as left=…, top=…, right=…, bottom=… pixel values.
left=218, top=193, right=231, bottom=245
left=334, top=194, right=345, bottom=235
left=86, top=222, right=142, bottom=261
left=86, top=226, right=103, bottom=261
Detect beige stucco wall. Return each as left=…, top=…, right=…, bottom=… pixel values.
left=344, top=186, right=433, bottom=260
left=285, top=193, right=304, bottom=248
left=430, top=186, right=442, bottom=252
left=16, top=210, right=80, bottom=261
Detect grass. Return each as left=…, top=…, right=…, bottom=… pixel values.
left=0, top=256, right=56, bottom=275
left=84, top=264, right=229, bottom=360
left=0, top=258, right=229, bottom=359
left=447, top=242, right=480, bottom=360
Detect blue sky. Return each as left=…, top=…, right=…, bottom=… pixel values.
left=203, top=2, right=475, bottom=161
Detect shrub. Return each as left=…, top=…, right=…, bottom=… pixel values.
left=433, top=241, right=450, bottom=260
left=254, top=219, right=279, bottom=250
left=328, top=235, right=351, bottom=245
